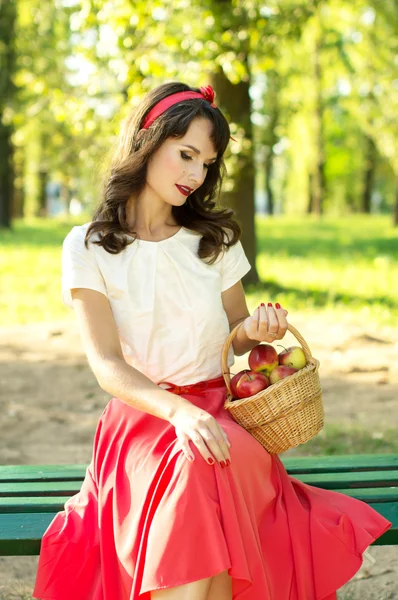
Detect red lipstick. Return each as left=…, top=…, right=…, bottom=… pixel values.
left=176, top=185, right=192, bottom=197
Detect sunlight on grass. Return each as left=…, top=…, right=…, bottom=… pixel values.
left=0, top=215, right=91, bottom=325
left=0, top=214, right=397, bottom=327
left=251, top=214, right=398, bottom=327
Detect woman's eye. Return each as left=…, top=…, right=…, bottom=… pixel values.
left=180, top=151, right=210, bottom=170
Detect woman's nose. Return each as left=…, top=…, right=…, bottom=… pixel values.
left=189, top=167, right=204, bottom=185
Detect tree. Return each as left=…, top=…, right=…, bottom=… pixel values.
left=0, top=0, right=17, bottom=229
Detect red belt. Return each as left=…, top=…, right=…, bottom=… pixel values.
left=157, top=374, right=226, bottom=395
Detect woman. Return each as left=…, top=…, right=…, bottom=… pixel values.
left=33, top=82, right=391, bottom=600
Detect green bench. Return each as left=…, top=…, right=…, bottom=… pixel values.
left=0, top=453, right=397, bottom=555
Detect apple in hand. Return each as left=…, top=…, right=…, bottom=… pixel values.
left=269, top=365, right=298, bottom=384
left=230, top=370, right=251, bottom=398
left=234, top=371, right=270, bottom=399
left=248, top=344, right=279, bottom=376
left=278, top=345, right=306, bottom=369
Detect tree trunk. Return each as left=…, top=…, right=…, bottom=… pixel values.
left=263, top=71, right=280, bottom=216
left=0, top=0, right=17, bottom=229
left=307, top=172, right=313, bottom=213
left=361, top=135, right=377, bottom=213
left=12, top=150, right=25, bottom=218
left=265, top=152, right=275, bottom=215
left=0, top=125, right=14, bottom=228
left=311, top=6, right=326, bottom=216
left=37, top=170, right=48, bottom=217
left=211, top=64, right=258, bottom=286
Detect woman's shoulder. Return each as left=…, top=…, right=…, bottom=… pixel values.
left=63, top=222, right=100, bottom=248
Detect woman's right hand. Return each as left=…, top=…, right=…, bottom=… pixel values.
left=169, top=402, right=231, bottom=467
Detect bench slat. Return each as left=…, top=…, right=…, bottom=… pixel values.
left=0, top=455, right=397, bottom=555
left=0, top=481, right=84, bottom=497
left=297, top=470, right=398, bottom=489
left=0, top=500, right=396, bottom=555
left=282, top=453, right=398, bottom=473
left=1, top=470, right=397, bottom=498
left=0, top=497, right=72, bottom=513
left=0, top=454, right=398, bottom=482
left=0, top=465, right=87, bottom=482
left=0, top=512, right=51, bottom=556
left=1, top=487, right=397, bottom=514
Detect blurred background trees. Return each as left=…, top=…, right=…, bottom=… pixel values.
left=1, top=0, right=397, bottom=235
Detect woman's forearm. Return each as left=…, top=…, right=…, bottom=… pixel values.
left=95, top=357, right=192, bottom=422
left=232, top=319, right=259, bottom=356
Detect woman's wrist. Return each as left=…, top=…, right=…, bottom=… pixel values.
left=232, top=318, right=259, bottom=357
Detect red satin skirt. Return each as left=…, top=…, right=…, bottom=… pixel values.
left=33, top=374, right=391, bottom=599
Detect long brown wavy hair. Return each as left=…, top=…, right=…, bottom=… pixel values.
left=84, top=81, right=242, bottom=264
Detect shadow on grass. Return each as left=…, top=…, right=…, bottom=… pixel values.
left=257, top=216, right=398, bottom=261
left=245, top=280, right=398, bottom=312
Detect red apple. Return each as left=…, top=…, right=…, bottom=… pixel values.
left=248, top=344, right=279, bottom=376
left=235, top=370, right=270, bottom=399
left=269, top=365, right=298, bottom=384
left=278, top=345, right=306, bottom=370
left=230, top=369, right=251, bottom=397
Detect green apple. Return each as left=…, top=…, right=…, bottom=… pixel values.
left=278, top=346, right=306, bottom=370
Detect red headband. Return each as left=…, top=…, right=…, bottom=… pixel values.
left=141, top=84, right=237, bottom=142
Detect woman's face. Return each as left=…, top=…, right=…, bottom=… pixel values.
left=144, top=117, right=218, bottom=206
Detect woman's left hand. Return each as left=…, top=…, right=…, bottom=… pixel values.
left=242, top=302, right=289, bottom=343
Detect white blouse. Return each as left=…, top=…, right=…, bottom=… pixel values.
left=62, top=223, right=252, bottom=386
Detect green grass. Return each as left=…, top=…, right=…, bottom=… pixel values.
left=289, top=422, right=398, bottom=457
left=0, top=213, right=397, bottom=327
left=0, top=214, right=93, bottom=325
left=248, top=214, right=398, bottom=328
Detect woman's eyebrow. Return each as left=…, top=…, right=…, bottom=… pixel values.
left=182, top=144, right=217, bottom=161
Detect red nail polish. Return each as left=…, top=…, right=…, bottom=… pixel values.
left=261, top=303, right=265, bottom=307
left=268, top=302, right=273, bottom=307
left=208, top=458, right=215, bottom=465
left=275, top=303, right=281, bottom=309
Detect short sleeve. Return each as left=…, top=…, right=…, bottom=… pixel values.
left=220, top=239, right=252, bottom=292
left=61, top=226, right=108, bottom=309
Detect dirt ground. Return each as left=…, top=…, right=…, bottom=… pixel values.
left=0, top=314, right=397, bottom=599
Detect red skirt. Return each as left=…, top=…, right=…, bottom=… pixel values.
left=33, top=375, right=391, bottom=600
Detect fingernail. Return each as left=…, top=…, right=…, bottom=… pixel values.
left=208, top=458, right=215, bottom=465
left=260, top=303, right=265, bottom=307
left=220, top=461, right=226, bottom=468
left=268, top=302, right=273, bottom=307
left=187, top=455, right=194, bottom=461
left=226, top=459, right=231, bottom=467
left=275, top=302, right=281, bottom=309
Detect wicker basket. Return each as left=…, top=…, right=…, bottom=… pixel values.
left=222, top=322, right=324, bottom=454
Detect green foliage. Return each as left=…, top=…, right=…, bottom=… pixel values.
left=2, top=0, right=397, bottom=222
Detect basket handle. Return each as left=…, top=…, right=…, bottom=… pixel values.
left=221, top=322, right=314, bottom=397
